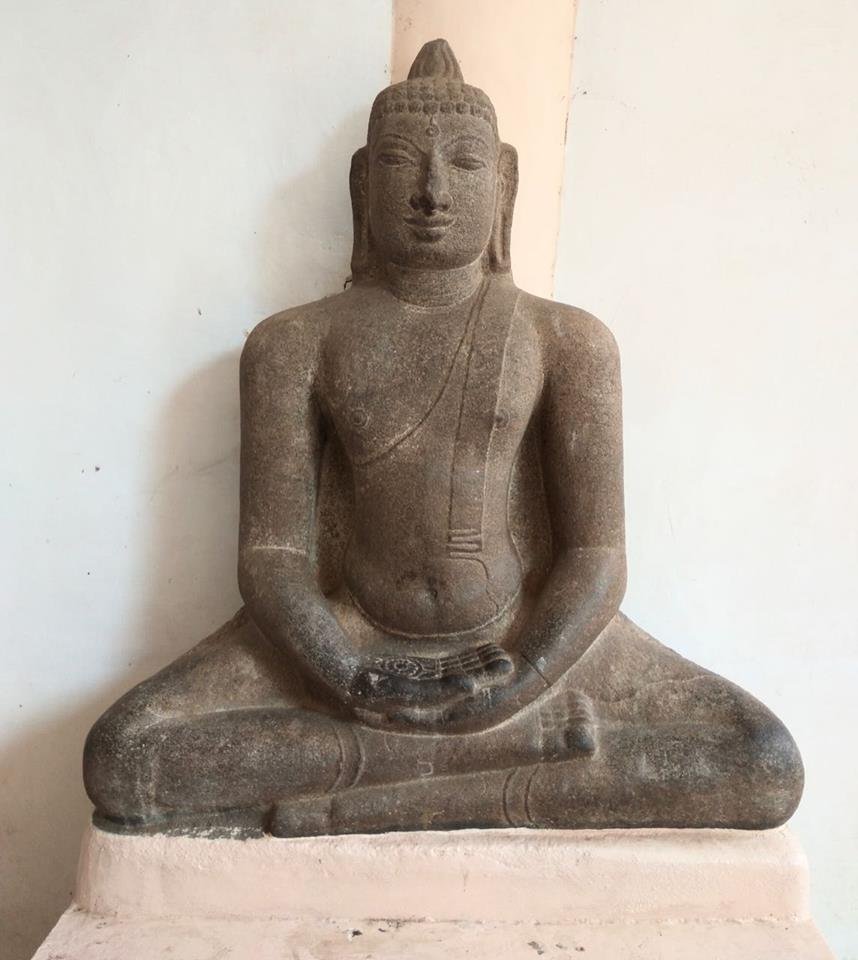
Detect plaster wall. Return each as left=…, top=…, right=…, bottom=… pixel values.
left=0, top=2, right=390, bottom=957
left=556, top=1, right=858, bottom=955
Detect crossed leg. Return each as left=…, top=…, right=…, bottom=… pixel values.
left=84, top=609, right=803, bottom=834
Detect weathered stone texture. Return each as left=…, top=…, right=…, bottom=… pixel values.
left=83, top=39, right=803, bottom=836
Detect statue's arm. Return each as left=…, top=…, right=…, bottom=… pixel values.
left=518, top=307, right=627, bottom=684
left=237, top=309, right=360, bottom=703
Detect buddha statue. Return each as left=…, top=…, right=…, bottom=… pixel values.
left=84, top=40, right=803, bottom=836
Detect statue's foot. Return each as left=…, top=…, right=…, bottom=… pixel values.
left=539, top=689, right=598, bottom=757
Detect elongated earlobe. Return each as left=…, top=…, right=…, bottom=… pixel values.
left=349, top=147, right=379, bottom=284
left=487, top=143, right=518, bottom=274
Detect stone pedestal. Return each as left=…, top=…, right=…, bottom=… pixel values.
left=33, top=824, right=833, bottom=959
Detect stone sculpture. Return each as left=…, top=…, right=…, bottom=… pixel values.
left=84, top=40, right=803, bottom=836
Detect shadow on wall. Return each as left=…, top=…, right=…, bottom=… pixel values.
left=0, top=116, right=364, bottom=960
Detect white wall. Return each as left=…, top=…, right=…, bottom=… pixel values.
left=556, top=0, right=858, bottom=955
left=0, top=2, right=390, bottom=957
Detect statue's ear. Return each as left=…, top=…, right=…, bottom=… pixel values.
left=487, top=143, right=518, bottom=274
left=349, top=146, right=378, bottom=284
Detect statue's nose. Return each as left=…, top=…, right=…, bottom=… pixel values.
left=410, top=160, right=452, bottom=215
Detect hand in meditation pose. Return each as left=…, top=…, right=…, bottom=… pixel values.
left=84, top=40, right=803, bottom=836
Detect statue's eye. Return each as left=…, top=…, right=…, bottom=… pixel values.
left=378, top=152, right=412, bottom=167
left=452, top=155, right=486, bottom=171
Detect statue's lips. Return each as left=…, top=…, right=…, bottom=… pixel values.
left=404, top=215, right=455, bottom=241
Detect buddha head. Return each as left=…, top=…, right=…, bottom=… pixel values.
left=350, top=39, right=518, bottom=282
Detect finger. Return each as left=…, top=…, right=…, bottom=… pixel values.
left=464, top=657, right=510, bottom=678
left=476, top=644, right=511, bottom=664
left=439, top=652, right=482, bottom=673
left=435, top=661, right=486, bottom=679
left=475, top=643, right=506, bottom=658
left=449, top=658, right=486, bottom=678
left=442, top=652, right=513, bottom=682
left=471, top=647, right=513, bottom=674
left=463, top=662, right=514, bottom=692
left=483, top=655, right=514, bottom=676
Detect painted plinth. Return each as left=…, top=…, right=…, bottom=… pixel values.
left=33, top=824, right=833, bottom=959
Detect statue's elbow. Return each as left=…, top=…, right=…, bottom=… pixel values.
left=609, top=550, right=628, bottom=609
left=236, top=556, right=258, bottom=609
left=237, top=545, right=316, bottom=625
left=576, top=544, right=626, bottom=612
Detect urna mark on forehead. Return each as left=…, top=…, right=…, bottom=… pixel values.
left=367, top=39, right=499, bottom=147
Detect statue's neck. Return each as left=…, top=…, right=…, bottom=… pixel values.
left=382, top=260, right=485, bottom=308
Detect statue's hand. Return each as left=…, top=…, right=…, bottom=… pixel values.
left=351, top=643, right=513, bottom=713
left=422, top=654, right=551, bottom=732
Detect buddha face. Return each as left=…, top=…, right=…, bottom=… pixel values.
left=367, top=110, right=499, bottom=270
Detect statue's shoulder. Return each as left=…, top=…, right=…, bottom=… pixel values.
left=518, top=291, right=619, bottom=370
left=241, top=289, right=354, bottom=368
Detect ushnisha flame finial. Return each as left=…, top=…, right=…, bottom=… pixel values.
left=407, top=38, right=464, bottom=81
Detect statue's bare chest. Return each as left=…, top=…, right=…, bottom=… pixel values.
left=319, top=291, right=542, bottom=466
